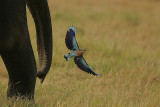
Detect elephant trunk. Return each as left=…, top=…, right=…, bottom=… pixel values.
left=26, top=0, right=52, bottom=83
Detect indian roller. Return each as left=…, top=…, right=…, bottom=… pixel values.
left=64, top=25, right=99, bottom=76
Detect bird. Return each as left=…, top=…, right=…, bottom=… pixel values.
left=64, top=25, right=99, bottom=76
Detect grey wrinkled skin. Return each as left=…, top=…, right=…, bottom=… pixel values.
left=0, top=0, right=52, bottom=100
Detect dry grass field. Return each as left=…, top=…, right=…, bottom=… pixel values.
left=1, top=0, right=160, bottom=106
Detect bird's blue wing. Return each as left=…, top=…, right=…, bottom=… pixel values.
left=65, top=26, right=79, bottom=50
left=74, top=56, right=99, bottom=76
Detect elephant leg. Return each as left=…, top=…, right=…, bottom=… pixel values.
left=1, top=40, right=37, bottom=100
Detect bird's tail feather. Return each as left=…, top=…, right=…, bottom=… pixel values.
left=64, top=53, right=71, bottom=61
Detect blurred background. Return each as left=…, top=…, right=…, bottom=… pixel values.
left=1, top=0, right=160, bottom=106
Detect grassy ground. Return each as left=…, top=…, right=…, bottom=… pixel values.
left=1, top=0, right=160, bottom=106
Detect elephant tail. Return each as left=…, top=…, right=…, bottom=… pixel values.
left=26, top=0, right=53, bottom=83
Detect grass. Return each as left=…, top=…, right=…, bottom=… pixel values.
left=1, top=0, right=160, bottom=106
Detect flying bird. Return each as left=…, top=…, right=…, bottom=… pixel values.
left=64, top=25, right=99, bottom=76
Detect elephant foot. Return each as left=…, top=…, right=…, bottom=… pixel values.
left=7, top=80, right=35, bottom=100
left=7, top=91, right=34, bottom=100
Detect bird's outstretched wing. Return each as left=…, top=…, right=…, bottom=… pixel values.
left=74, top=56, right=99, bottom=76
left=65, top=26, right=79, bottom=51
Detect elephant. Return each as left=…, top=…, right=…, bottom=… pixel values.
left=0, top=0, right=52, bottom=100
